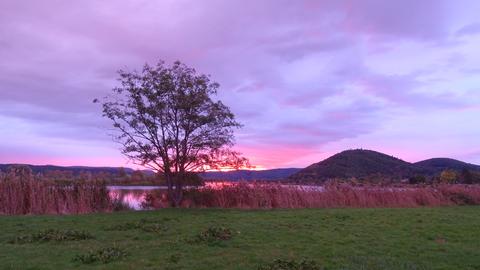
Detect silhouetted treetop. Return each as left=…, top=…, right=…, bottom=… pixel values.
left=96, top=60, right=248, bottom=205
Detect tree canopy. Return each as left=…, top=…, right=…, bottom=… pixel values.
left=96, top=60, right=248, bottom=205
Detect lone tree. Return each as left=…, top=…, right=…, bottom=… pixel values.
left=96, top=60, right=248, bottom=206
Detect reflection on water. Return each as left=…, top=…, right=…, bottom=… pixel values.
left=108, top=186, right=163, bottom=210
left=204, top=182, right=325, bottom=191
left=108, top=183, right=325, bottom=210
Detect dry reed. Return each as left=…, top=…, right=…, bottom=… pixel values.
left=146, top=183, right=480, bottom=209
left=0, top=174, right=111, bottom=215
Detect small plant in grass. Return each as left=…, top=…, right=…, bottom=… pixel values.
left=258, top=259, right=322, bottom=270
left=192, top=226, right=233, bottom=246
left=106, top=218, right=168, bottom=233
left=167, top=253, right=182, bottom=264
left=10, top=229, right=94, bottom=244
left=141, top=222, right=169, bottom=233
left=73, top=247, right=127, bottom=264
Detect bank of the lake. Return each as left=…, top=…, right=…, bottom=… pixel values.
left=0, top=207, right=479, bottom=269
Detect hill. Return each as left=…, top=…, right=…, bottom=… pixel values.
left=200, top=168, right=301, bottom=181
left=289, top=149, right=440, bottom=182
left=0, top=164, right=136, bottom=175
left=414, top=158, right=480, bottom=173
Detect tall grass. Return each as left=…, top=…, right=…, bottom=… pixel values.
left=0, top=174, right=111, bottom=215
left=145, top=183, right=480, bottom=209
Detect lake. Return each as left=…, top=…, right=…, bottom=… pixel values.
left=108, top=186, right=164, bottom=210
left=108, top=183, right=325, bottom=210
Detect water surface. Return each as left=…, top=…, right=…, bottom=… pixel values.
left=108, top=186, right=163, bottom=210
left=107, top=183, right=325, bottom=210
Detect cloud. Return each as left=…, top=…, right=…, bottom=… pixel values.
left=456, top=22, right=480, bottom=36
left=0, top=0, right=479, bottom=167
left=340, top=0, right=449, bottom=41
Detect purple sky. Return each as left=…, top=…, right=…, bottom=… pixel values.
left=1, top=0, right=480, bottom=169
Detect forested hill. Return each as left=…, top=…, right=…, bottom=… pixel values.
left=0, top=164, right=135, bottom=175
left=289, top=149, right=480, bottom=182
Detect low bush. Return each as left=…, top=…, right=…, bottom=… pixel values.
left=73, top=247, right=127, bottom=264
left=258, top=258, right=323, bottom=270
left=10, top=229, right=94, bottom=244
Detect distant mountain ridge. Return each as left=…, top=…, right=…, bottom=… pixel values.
left=199, top=168, right=301, bottom=181
left=289, top=149, right=480, bottom=182
left=0, top=164, right=137, bottom=175
left=2, top=150, right=479, bottom=182
left=0, top=163, right=300, bottom=181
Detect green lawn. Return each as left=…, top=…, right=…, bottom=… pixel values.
left=0, top=207, right=479, bottom=270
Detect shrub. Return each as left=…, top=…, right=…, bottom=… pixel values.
left=409, top=175, right=427, bottom=184
left=10, top=229, right=94, bottom=244
left=258, top=259, right=322, bottom=270
left=440, top=170, right=458, bottom=184
left=73, top=247, right=127, bottom=264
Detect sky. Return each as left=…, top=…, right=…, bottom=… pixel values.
left=1, top=0, right=480, bottom=169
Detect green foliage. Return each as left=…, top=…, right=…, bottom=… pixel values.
left=73, top=247, right=127, bottom=264
left=10, top=229, right=94, bottom=244
left=258, top=259, right=322, bottom=270
left=440, top=169, right=458, bottom=183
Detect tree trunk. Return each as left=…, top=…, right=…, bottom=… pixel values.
left=172, top=171, right=185, bottom=207
left=172, top=185, right=183, bottom=207
left=165, top=172, right=184, bottom=207
left=164, top=171, right=176, bottom=207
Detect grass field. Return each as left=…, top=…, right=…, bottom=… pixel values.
left=0, top=207, right=479, bottom=270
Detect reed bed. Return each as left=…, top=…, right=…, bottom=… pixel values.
left=145, top=183, right=480, bottom=209
left=0, top=176, right=111, bottom=215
